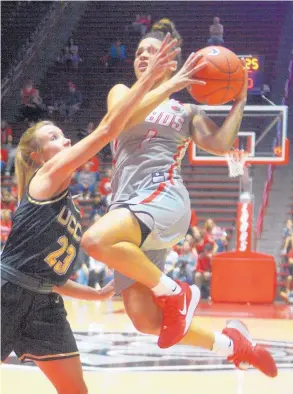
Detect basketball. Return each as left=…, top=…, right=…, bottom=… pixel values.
left=189, top=46, right=245, bottom=105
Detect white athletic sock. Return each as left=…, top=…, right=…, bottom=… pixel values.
left=212, top=332, right=234, bottom=356
left=151, top=274, right=181, bottom=296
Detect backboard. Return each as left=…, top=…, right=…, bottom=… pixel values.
left=188, top=105, right=289, bottom=165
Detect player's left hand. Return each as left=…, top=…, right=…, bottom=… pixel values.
left=94, top=280, right=115, bottom=301
left=234, top=58, right=248, bottom=102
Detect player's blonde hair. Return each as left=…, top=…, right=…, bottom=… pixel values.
left=15, top=121, right=53, bottom=202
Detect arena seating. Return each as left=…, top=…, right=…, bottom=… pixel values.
left=1, top=1, right=53, bottom=75
left=181, top=159, right=238, bottom=230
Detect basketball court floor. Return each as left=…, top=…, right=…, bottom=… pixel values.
left=1, top=298, right=293, bottom=394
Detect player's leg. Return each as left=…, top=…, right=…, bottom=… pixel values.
left=35, top=357, right=87, bottom=394
left=122, top=282, right=214, bottom=348
left=15, top=293, right=87, bottom=392
left=122, top=282, right=277, bottom=377
left=1, top=282, right=28, bottom=363
left=82, top=206, right=200, bottom=348
left=82, top=208, right=163, bottom=288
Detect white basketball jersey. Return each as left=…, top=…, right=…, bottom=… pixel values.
left=111, top=99, right=202, bottom=202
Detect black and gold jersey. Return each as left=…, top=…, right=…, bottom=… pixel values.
left=1, top=187, right=82, bottom=286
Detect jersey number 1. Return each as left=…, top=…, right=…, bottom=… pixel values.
left=44, top=235, right=76, bottom=275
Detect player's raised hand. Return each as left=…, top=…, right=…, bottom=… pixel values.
left=170, top=52, right=207, bottom=93
left=144, top=32, right=181, bottom=82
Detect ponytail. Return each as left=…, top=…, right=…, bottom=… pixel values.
left=15, top=121, right=52, bottom=202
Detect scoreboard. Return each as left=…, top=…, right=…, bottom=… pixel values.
left=238, top=55, right=265, bottom=95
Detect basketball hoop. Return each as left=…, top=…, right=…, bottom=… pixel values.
left=225, top=149, right=249, bottom=178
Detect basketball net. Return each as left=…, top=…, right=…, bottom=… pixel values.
left=225, top=149, right=249, bottom=178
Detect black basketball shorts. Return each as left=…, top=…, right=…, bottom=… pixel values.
left=1, top=281, right=78, bottom=362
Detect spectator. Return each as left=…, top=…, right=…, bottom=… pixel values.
left=77, top=121, right=95, bottom=140
left=75, top=248, right=90, bottom=286
left=1, top=149, right=7, bottom=174
left=107, top=39, right=126, bottom=70
left=284, top=247, right=293, bottom=294
left=283, top=218, right=293, bottom=239
left=60, top=81, right=83, bottom=121
left=185, top=234, right=198, bottom=258
left=20, top=79, right=46, bottom=122
left=173, top=240, right=198, bottom=285
left=282, top=234, right=293, bottom=255
left=212, top=226, right=228, bottom=253
left=100, top=192, right=112, bottom=212
left=87, top=209, right=114, bottom=289
left=207, top=17, right=224, bottom=46
left=194, top=243, right=213, bottom=296
left=280, top=289, right=293, bottom=305
left=165, top=248, right=179, bottom=278
left=1, top=188, right=16, bottom=214
left=20, top=78, right=36, bottom=106
left=129, top=14, right=152, bottom=36
left=1, top=120, right=17, bottom=176
left=68, top=37, right=81, bottom=69
left=191, top=225, right=201, bottom=239
left=90, top=186, right=105, bottom=219
left=9, top=175, right=18, bottom=200
left=99, top=142, right=112, bottom=160
left=56, top=46, right=73, bottom=70
left=204, top=219, right=217, bottom=253
left=99, top=168, right=112, bottom=197
left=194, top=230, right=206, bottom=254
left=88, top=256, right=107, bottom=289
left=76, top=162, right=99, bottom=195
left=1, top=209, right=12, bottom=248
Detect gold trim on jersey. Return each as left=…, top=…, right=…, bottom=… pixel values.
left=27, top=190, right=68, bottom=205
left=18, top=351, right=79, bottom=361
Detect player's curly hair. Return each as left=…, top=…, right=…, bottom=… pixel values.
left=143, top=18, right=182, bottom=65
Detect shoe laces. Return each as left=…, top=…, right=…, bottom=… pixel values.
left=161, top=297, right=182, bottom=327
left=229, top=337, right=254, bottom=367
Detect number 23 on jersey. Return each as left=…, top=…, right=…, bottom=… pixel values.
left=45, top=235, right=76, bottom=275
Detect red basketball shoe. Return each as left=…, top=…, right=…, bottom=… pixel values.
left=154, top=282, right=201, bottom=349
left=223, top=320, right=278, bottom=378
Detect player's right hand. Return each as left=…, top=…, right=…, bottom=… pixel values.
left=170, top=52, right=207, bottom=93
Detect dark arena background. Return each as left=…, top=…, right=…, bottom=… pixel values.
left=1, top=1, right=293, bottom=393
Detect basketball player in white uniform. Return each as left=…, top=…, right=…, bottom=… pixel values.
left=82, top=20, right=277, bottom=377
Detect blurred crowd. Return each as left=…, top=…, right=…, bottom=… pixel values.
left=165, top=219, right=230, bottom=299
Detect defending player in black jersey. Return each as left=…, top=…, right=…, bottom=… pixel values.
left=1, top=38, right=179, bottom=394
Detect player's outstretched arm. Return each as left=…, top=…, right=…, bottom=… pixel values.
left=107, top=52, right=207, bottom=132
left=53, top=279, right=114, bottom=301
left=190, top=59, right=248, bottom=156
left=40, top=34, right=177, bottom=185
